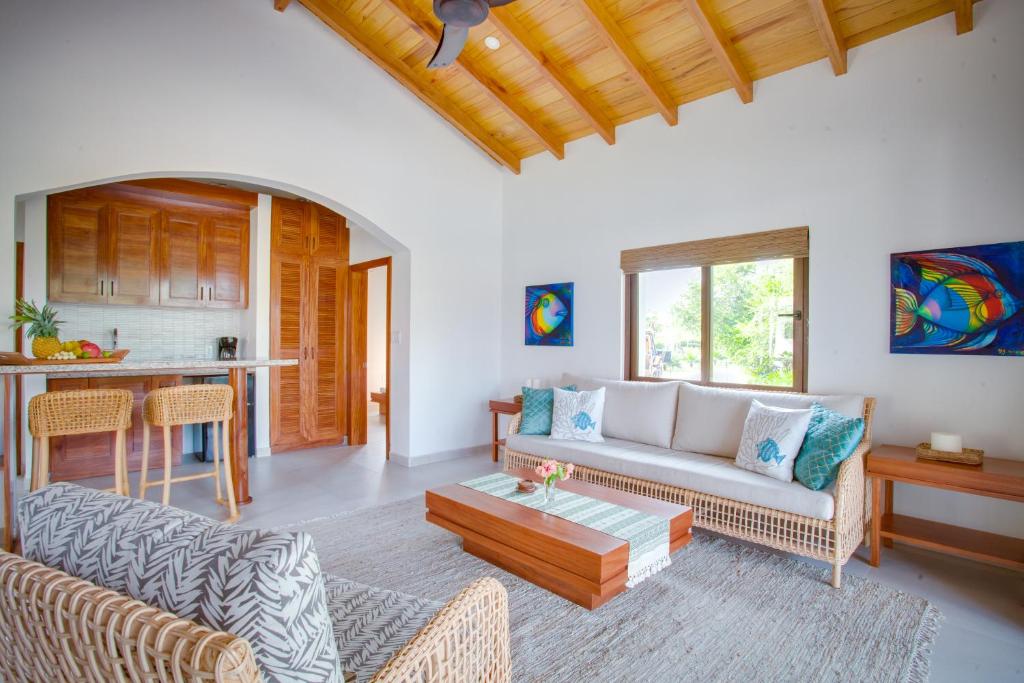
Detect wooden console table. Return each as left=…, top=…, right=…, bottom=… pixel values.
left=866, top=444, right=1024, bottom=572
left=488, top=398, right=520, bottom=462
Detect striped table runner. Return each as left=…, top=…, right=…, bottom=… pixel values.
left=460, top=472, right=671, bottom=587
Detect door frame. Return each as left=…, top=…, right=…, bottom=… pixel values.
left=348, top=256, right=392, bottom=459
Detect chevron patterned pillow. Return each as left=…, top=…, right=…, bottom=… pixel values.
left=325, top=574, right=442, bottom=682
left=19, top=484, right=343, bottom=683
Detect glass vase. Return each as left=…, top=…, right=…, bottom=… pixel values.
left=544, top=478, right=557, bottom=504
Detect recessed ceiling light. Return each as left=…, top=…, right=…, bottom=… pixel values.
left=484, top=35, right=501, bottom=50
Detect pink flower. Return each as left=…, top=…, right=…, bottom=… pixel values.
left=534, top=465, right=545, bottom=477
left=563, top=463, right=575, bottom=479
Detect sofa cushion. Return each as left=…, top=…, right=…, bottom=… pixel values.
left=734, top=400, right=813, bottom=482
left=19, top=483, right=343, bottom=683
left=325, top=574, right=442, bottom=683
left=551, top=387, right=605, bottom=441
left=794, top=403, right=866, bottom=491
left=561, top=374, right=679, bottom=448
left=519, top=384, right=576, bottom=435
left=671, top=382, right=864, bottom=457
left=507, top=434, right=835, bottom=520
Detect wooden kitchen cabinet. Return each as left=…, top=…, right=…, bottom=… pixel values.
left=161, top=210, right=249, bottom=309
left=47, top=195, right=108, bottom=304
left=49, top=181, right=251, bottom=310
left=47, top=375, right=183, bottom=481
left=270, top=197, right=349, bottom=452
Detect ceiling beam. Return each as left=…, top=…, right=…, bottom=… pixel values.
left=575, top=0, right=678, bottom=126
left=295, top=0, right=520, bottom=173
left=274, top=0, right=291, bottom=11
left=954, top=0, right=973, bottom=35
left=684, top=0, right=753, bottom=104
left=806, top=0, right=847, bottom=76
left=380, top=0, right=564, bottom=160
left=488, top=7, right=616, bottom=145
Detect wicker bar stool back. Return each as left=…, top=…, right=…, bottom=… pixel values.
left=138, top=384, right=239, bottom=522
left=28, top=389, right=134, bottom=496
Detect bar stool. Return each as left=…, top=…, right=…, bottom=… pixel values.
left=28, top=389, right=134, bottom=495
left=138, top=384, right=239, bottom=522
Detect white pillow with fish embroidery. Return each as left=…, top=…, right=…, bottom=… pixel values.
left=550, top=387, right=605, bottom=442
left=734, top=400, right=813, bottom=482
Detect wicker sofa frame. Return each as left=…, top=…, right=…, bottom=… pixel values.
left=504, top=397, right=875, bottom=589
left=0, top=550, right=511, bottom=682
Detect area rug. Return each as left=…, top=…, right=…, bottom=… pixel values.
left=285, top=497, right=942, bottom=682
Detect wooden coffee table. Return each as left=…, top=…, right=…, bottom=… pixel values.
left=425, top=468, right=693, bottom=609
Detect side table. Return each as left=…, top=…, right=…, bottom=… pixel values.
left=866, top=444, right=1024, bottom=571
left=488, top=398, right=520, bottom=462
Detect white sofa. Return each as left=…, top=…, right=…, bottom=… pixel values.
left=504, top=375, right=875, bottom=588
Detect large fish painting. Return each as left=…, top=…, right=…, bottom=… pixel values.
left=890, top=241, right=1024, bottom=356
left=525, top=282, right=573, bottom=346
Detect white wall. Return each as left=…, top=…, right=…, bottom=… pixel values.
left=0, top=0, right=504, bottom=463
left=367, top=268, right=388, bottom=401
left=501, top=2, right=1024, bottom=537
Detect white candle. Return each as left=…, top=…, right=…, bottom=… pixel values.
left=931, top=432, right=962, bottom=453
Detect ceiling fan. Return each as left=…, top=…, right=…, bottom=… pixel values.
left=427, top=0, right=517, bottom=69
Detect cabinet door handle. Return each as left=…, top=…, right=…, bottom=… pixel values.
left=200, top=286, right=204, bottom=301
left=110, top=280, right=115, bottom=296
left=99, top=279, right=104, bottom=295
left=209, top=286, right=214, bottom=301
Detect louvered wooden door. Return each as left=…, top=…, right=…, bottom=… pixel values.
left=269, top=197, right=349, bottom=452
left=106, top=202, right=161, bottom=305
left=204, top=214, right=249, bottom=309
left=47, top=195, right=108, bottom=304
left=304, top=257, right=347, bottom=443
left=272, top=197, right=309, bottom=256
left=270, top=253, right=308, bottom=450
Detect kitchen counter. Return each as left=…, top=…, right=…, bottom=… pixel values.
left=0, top=359, right=295, bottom=377
left=1, top=358, right=297, bottom=550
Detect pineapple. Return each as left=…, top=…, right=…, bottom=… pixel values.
left=9, top=299, right=64, bottom=358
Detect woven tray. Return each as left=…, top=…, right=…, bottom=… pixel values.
left=0, top=349, right=130, bottom=366
left=916, top=442, right=984, bottom=466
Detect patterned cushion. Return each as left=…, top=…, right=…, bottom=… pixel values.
left=18, top=484, right=343, bottom=683
left=519, top=385, right=576, bottom=435
left=324, top=574, right=441, bottom=683
left=794, top=403, right=866, bottom=490
left=551, top=387, right=605, bottom=442
left=734, top=400, right=813, bottom=482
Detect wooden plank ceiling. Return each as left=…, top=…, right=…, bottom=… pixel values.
left=278, top=0, right=979, bottom=173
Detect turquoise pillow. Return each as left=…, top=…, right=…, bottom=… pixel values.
left=794, top=403, right=865, bottom=491
left=519, top=385, right=576, bottom=435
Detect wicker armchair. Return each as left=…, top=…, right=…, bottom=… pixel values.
left=0, top=551, right=511, bottom=683
left=504, top=397, right=875, bottom=589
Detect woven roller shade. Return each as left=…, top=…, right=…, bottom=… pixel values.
left=621, top=227, right=808, bottom=273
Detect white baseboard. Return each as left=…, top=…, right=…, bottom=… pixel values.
left=256, top=446, right=272, bottom=458
left=391, top=444, right=490, bottom=468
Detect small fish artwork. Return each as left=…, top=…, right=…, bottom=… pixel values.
left=525, top=282, right=573, bottom=346
left=891, top=241, right=1024, bottom=356
left=572, top=411, right=596, bottom=432
left=756, top=438, right=785, bottom=465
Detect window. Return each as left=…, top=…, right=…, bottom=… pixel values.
left=623, top=227, right=808, bottom=391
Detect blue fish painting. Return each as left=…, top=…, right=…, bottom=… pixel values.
left=756, top=438, right=785, bottom=465
left=572, top=411, right=596, bottom=432
left=525, top=282, right=574, bottom=346
left=891, top=241, right=1024, bottom=356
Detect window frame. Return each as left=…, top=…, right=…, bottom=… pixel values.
left=623, top=228, right=809, bottom=392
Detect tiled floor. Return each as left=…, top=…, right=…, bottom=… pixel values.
left=82, top=417, right=1023, bottom=682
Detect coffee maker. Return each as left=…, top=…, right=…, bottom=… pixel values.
left=218, top=337, right=238, bottom=360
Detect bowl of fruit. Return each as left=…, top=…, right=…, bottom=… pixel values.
left=2, top=300, right=130, bottom=365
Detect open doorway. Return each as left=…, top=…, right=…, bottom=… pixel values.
left=349, top=257, right=391, bottom=459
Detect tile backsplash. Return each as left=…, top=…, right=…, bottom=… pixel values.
left=53, top=304, right=242, bottom=361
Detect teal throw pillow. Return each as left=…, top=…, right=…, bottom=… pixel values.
left=519, top=385, right=576, bottom=435
left=794, top=403, right=865, bottom=491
